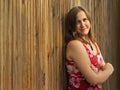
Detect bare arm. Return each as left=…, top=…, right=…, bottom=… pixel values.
left=66, top=40, right=114, bottom=85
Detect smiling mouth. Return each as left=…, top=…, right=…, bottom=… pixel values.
left=81, top=28, right=86, bottom=31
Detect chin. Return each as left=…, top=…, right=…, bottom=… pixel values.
left=79, top=30, right=89, bottom=34
left=80, top=32, right=89, bottom=36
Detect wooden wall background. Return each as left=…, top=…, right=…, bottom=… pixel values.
left=0, top=0, right=119, bottom=90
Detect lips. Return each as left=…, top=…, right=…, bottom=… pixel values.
left=81, top=28, right=86, bottom=31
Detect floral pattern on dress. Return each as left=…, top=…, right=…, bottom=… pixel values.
left=66, top=42, right=103, bottom=90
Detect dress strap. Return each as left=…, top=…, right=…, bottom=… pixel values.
left=94, top=43, right=100, bottom=54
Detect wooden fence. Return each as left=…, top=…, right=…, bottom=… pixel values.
left=0, top=0, right=119, bottom=90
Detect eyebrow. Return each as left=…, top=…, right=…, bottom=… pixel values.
left=76, top=17, right=88, bottom=22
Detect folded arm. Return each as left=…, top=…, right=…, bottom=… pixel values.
left=66, top=40, right=114, bottom=85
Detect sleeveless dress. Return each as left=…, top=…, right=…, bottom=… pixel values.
left=66, top=41, right=103, bottom=90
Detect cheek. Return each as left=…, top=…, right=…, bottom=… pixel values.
left=75, top=24, right=80, bottom=30
left=86, top=22, right=91, bottom=28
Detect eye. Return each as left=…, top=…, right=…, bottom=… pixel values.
left=83, top=18, right=88, bottom=21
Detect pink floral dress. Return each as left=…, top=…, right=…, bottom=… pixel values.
left=66, top=42, right=103, bottom=90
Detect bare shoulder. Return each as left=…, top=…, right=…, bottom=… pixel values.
left=66, top=40, right=85, bottom=60
left=67, top=40, right=84, bottom=50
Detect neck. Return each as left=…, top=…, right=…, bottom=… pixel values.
left=80, top=37, right=94, bottom=51
left=81, top=36, right=90, bottom=43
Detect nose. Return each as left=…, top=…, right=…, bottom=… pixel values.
left=80, top=21, right=85, bottom=28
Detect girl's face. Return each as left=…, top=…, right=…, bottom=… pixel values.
left=75, top=11, right=91, bottom=38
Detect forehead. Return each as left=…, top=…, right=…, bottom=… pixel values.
left=76, top=11, right=87, bottom=20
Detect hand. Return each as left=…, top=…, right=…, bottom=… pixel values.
left=102, top=63, right=114, bottom=74
left=99, top=60, right=105, bottom=67
left=99, top=60, right=106, bottom=70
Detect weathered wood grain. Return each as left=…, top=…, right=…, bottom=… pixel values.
left=0, top=0, right=119, bottom=90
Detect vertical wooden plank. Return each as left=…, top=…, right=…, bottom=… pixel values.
left=19, top=0, right=24, bottom=89
left=52, top=1, right=58, bottom=89
left=30, top=0, right=37, bottom=90
left=16, top=0, right=23, bottom=89
left=59, top=0, right=70, bottom=89
left=106, top=0, right=119, bottom=90
left=36, top=0, right=49, bottom=90
left=0, top=0, right=2, bottom=89
left=117, top=1, right=120, bottom=89
left=37, top=0, right=44, bottom=90
left=6, top=0, right=13, bottom=90
left=117, top=1, right=120, bottom=88
left=12, top=0, right=28, bottom=89
left=0, top=0, right=4, bottom=90
left=12, top=0, right=17, bottom=89
left=0, top=0, right=2, bottom=86
left=47, top=0, right=53, bottom=90
left=39, top=0, right=45, bottom=88
left=44, top=0, right=49, bottom=90
left=12, top=0, right=21, bottom=89
left=90, top=0, right=95, bottom=34
left=21, top=0, right=31, bottom=90
left=48, top=0, right=59, bottom=89
left=25, top=0, right=31, bottom=89
left=8, top=0, right=13, bottom=89
left=1, top=0, right=12, bottom=90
